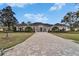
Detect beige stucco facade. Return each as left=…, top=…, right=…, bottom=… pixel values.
left=15, top=23, right=70, bottom=32
left=15, top=25, right=52, bottom=32
left=32, top=25, right=50, bottom=32
left=0, top=23, right=71, bottom=32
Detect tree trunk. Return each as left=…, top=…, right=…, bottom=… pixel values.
left=5, top=26, right=9, bottom=39
left=6, top=30, right=8, bottom=38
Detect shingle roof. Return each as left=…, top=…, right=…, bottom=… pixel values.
left=31, top=22, right=53, bottom=27
left=54, top=23, right=70, bottom=27
left=54, top=23, right=65, bottom=26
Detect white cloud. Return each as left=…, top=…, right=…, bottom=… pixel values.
left=49, top=3, right=66, bottom=11
left=6, top=3, right=32, bottom=8
left=24, top=13, right=48, bottom=22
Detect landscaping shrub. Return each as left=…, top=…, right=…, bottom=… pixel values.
left=52, top=26, right=59, bottom=32
left=25, top=27, right=33, bottom=32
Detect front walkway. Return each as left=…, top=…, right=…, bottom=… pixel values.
left=4, top=32, right=79, bottom=56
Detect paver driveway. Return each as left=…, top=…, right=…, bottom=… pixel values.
left=4, top=32, right=79, bottom=56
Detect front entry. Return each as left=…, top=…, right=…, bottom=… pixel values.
left=39, top=27, right=47, bottom=32
left=40, top=27, right=42, bottom=32
left=35, top=27, right=48, bottom=32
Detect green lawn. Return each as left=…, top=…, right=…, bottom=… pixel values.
left=53, top=32, right=79, bottom=43
left=0, top=32, right=33, bottom=49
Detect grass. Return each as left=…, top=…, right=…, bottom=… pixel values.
left=53, top=32, right=79, bottom=43
left=0, top=32, right=33, bottom=49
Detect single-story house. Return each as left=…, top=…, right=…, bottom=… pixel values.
left=0, top=22, right=71, bottom=32
left=14, top=22, right=70, bottom=32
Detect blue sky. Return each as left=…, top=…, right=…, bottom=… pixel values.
left=0, top=3, right=79, bottom=24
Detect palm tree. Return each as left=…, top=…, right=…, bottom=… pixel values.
left=27, top=21, right=31, bottom=26
left=21, top=22, right=26, bottom=25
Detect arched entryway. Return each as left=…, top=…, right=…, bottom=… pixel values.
left=40, top=27, right=47, bottom=32
left=40, top=27, right=43, bottom=32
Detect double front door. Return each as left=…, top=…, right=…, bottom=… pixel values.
left=36, top=27, right=47, bottom=32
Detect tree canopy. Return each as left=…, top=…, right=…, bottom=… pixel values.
left=0, top=6, right=18, bottom=30
left=61, top=10, right=79, bottom=31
